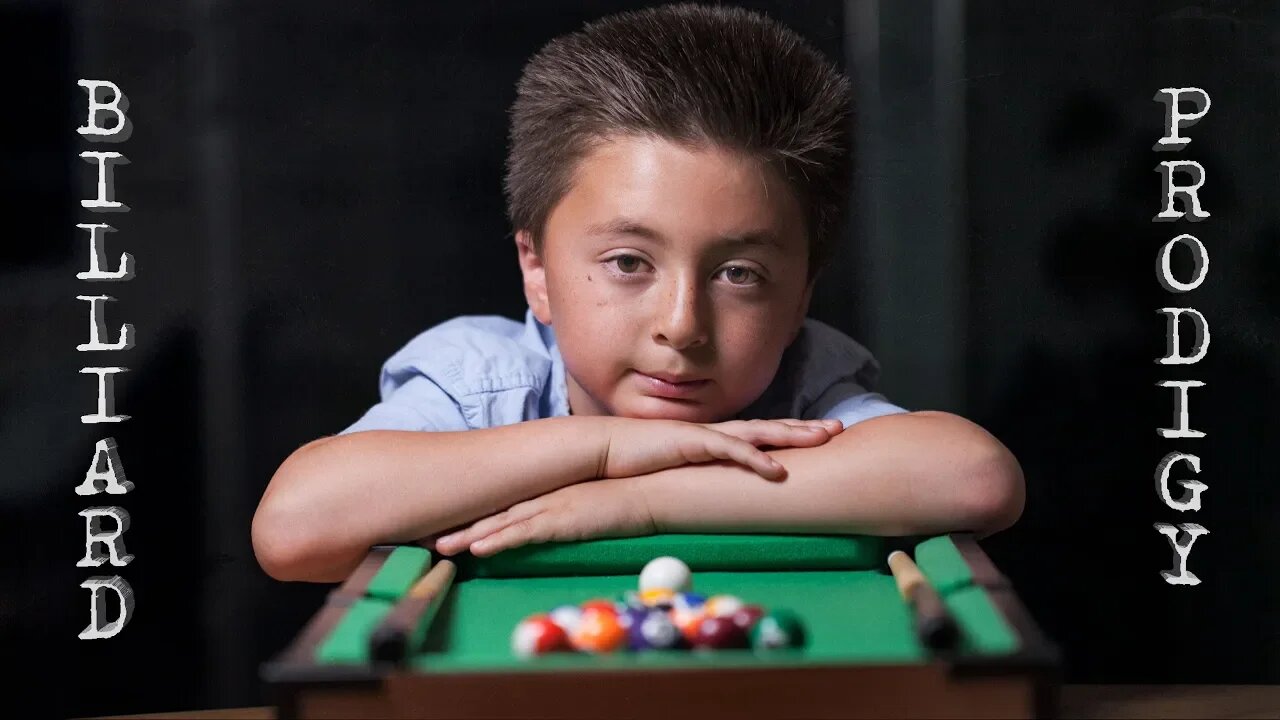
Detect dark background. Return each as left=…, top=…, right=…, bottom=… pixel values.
left=4, top=0, right=1277, bottom=716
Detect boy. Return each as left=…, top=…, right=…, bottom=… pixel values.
left=252, top=3, right=1024, bottom=583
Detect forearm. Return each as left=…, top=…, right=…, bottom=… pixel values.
left=252, top=416, right=606, bottom=582
left=635, top=411, right=1025, bottom=538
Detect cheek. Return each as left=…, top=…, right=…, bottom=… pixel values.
left=715, top=307, right=783, bottom=346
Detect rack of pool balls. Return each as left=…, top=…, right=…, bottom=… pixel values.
left=512, top=556, right=805, bottom=658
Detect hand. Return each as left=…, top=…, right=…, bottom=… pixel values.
left=599, top=416, right=843, bottom=481
left=432, top=478, right=655, bottom=557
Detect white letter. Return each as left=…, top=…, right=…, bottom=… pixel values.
left=80, top=576, right=135, bottom=639
left=1154, top=523, right=1209, bottom=586
left=1154, top=87, right=1211, bottom=151
left=77, top=80, right=130, bottom=138
left=80, top=151, right=129, bottom=211
left=76, top=224, right=135, bottom=281
left=76, top=438, right=133, bottom=496
left=78, top=506, right=134, bottom=567
left=1156, top=308, right=1209, bottom=365
left=1155, top=452, right=1207, bottom=511
left=80, top=367, right=130, bottom=423
left=76, top=295, right=135, bottom=351
left=1157, top=380, right=1205, bottom=438
left=1154, top=161, right=1209, bottom=222
left=1156, top=233, right=1208, bottom=292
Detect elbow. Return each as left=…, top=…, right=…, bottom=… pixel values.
left=252, top=496, right=312, bottom=582
left=909, top=412, right=1025, bottom=537
left=252, top=440, right=340, bottom=582
left=962, top=443, right=1026, bottom=538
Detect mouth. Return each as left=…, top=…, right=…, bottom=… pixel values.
left=635, top=371, right=711, bottom=399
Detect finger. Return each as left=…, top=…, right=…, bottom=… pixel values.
left=438, top=518, right=507, bottom=555
left=470, top=513, right=550, bottom=557
left=776, top=418, right=843, bottom=435
left=436, top=502, right=540, bottom=555
left=722, top=419, right=836, bottom=448
left=779, top=418, right=843, bottom=433
left=774, top=419, right=836, bottom=428
left=693, top=432, right=787, bottom=480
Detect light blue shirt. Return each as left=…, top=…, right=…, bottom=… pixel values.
left=340, top=308, right=908, bottom=434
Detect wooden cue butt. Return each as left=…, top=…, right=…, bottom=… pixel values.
left=887, top=550, right=959, bottom=650
left=369, top=559, right=458, bottom=665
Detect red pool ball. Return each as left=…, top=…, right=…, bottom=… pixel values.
left=730, top=604, right=765, bottom=632
left=511, top=614, right=569, bottom=658
left=691, top=616, right=749, bottom=649
left=580, top=599, right=620, bottom=617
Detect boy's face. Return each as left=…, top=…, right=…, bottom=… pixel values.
left=517, top=134, right=814, bottom=423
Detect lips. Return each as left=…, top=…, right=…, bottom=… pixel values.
left=645, top=371, right=706, bottom=384
left=636, top=371, right=710, bottom=399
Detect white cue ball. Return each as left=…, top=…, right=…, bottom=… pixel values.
left=639, top=556, right=692, bottom=593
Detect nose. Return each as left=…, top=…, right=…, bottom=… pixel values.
left=651, top=273, right=709, bottom=350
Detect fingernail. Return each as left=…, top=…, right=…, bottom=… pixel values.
left=438, top=534, right=456, bottom=545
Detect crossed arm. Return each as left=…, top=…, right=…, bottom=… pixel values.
left=252, top=410, right=1024, bottom=583
left=430, top=411, right=1024, bottom=558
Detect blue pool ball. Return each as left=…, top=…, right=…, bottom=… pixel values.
left=619, top=606, right=648, bottom=632
left=674, top=592, right=707, bottom=611
left=629, top=609, right=682, bottom=650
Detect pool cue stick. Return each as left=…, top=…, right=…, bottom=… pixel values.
left=887, top=550, right=959, bottom=650
left=369, top=558, right=458, bottom=666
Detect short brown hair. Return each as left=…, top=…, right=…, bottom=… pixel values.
left=503, top=2, right=853, bottom=281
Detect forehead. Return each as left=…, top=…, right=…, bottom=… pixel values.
left=549, top=135, right=807, bottom=251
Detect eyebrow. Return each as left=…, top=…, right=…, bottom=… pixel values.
left=585, top=218, right=784, bottom=250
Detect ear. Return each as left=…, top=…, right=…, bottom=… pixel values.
left=515, top=230, right=552, bottom=325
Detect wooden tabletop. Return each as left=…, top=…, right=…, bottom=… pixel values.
left=83, top=685, right=1280, bottom=719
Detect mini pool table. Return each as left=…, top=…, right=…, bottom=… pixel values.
left=262, top=532, right=1060, bottom=719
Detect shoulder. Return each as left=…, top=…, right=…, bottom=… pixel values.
left=769, top=317, right=908, bottom=423
left=372, top=311, right=560, bottom=428
left=381, top=313, right=551, bottom=399
left=792, top=317, right=884, bottom=392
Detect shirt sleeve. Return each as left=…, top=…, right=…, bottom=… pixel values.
left=809, top=380, right=910, bottom=427
left=338, top=374, right=470, bottom=434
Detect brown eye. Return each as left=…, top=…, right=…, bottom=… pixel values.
left=613, top=255, right=644, bottom=273
left=721, top=266, right=760, bottom=286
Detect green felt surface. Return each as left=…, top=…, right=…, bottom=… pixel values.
left=458, top=533, right=885, bottom=578
left=409, top=565, right=1015, bottom=672
left=311, top=534, right=1020, bottom=671
left=315, top=597, right=392, bottom=664
left=366, top=545, right=432, bottom=600
left=913, top=535, right=974, bottom=595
